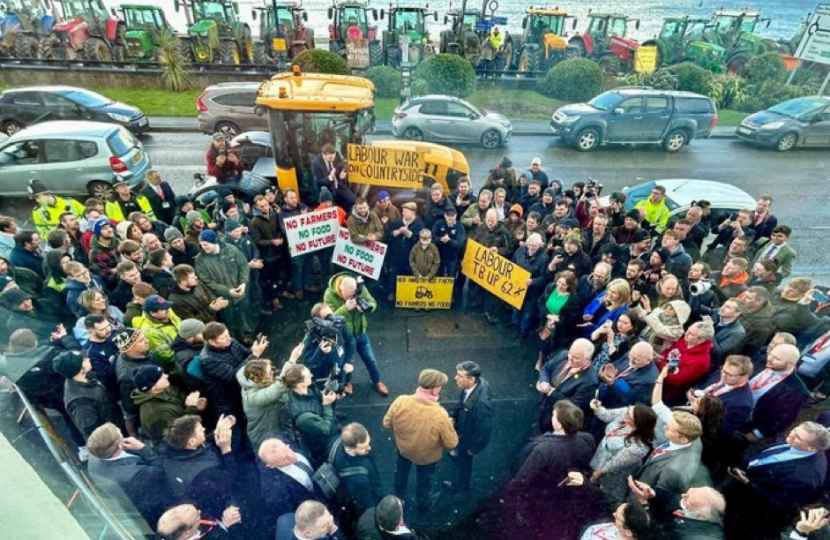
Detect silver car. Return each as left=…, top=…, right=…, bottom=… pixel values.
left=0, top=121, right=151, bottom=199
left=197, top=82, right=267, bottom=138
left=391, top=95, right=512, bottom=149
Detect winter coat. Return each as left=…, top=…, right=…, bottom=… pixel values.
left=168, top=281, right=219, bottom=323
left=633, top=300, right=691, bottom=353
left=323, top=272, right=377, bottom=336
left=144, top=264, right=174, bottom=299
left=384, top=218, right=424, bottom=272
left=162, top=441, right=238, bottom=518
left=168, top=242, right=199, bottom=268
left=194, top=242, right=250, bottom=301
left=64, top=377, right=122, bottom=438
left=431, top=219, right=466, bottom=263
left=248, top=208, right=285, bottom=262
left=460, top=204, right=489, bottom=233
left=88, top=236, right=120, bottom=283
left=133, top=311, right=182, bottom=368
left=200, top=340, right=250, bottom=416
left=236, top=365, right=291, bottom=450
left=513, top=246, right=550, bottom=307
left=409, top=243, right=441, bottom=278
left=470, top=223, right=513, bottom=258
left=132, top=386, right=198, bottom=443
left=382, top=394, right=458, bottom=465
left=347, top=209, right=384, bottom=245
left=657, top=338, right=715, bottom=403
left=371, top=202, right=401, bottom=230
left=9, top=247, right=45, bottom=279
left=424, top=196, right=455, bottom=229
left=65, top=276, right=106, bottom=318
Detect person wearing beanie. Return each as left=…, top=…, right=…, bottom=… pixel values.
left=370, top=189, right=401, bottom=232
left=184, top=210, right=207, bottom=246
left=504, top=203, right=525, bottom=246
left=605, top=190, right=628, bottom=231
left=166, top=226, right=200, bottom=268
left=174, top=197, right=209, bottom=235
left=140, top=169, right=177, bottom=225
left=222, top=216, right=268, bottom=316
left=131, top=364, right=206, bottom=444
left=529, top=188, right=556, bottom=221
left=133, top=293, right=182, bottom=366
left=171, top=317, right=209, bottom=390
left=485, top=157, right=518, bottom=202
left=57, top=350, right=123, bottom=439
left=105, top=179, right=156, bottom=223
left=312, top=142, right=357, bottom=211
left=89, top=218, right=120, bottom=284
left=27, top=179, right=85, bottom=236
left=615, top=208, right=646, bottom=246
left=383, top=368, right=458, bottom=512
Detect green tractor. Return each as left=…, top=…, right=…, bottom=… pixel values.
left=706, top=9, right=772, bottom=73
left=114, top=4, right=176, bottom=62
left=251, top=2, right=315, bottom=66
left=438, top=7, right=482, bottom=66
left=381, top=6, right=436, bottom=67
left=326, top=1, right=384, bottom=68
left=641, top=16, right=725, bottom=71
left=174, top=0, right=254, bottom=65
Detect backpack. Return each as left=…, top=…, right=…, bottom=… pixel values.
left=312, top=438, right=369, bottom=500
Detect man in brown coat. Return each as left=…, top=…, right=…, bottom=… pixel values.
left=347, top=197, right=384, bottom=245
left=383, top=369, right=458, bottom=512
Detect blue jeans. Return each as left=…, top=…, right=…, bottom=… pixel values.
left=343, top=331, right=382, bottom=385
left=290, top=254, right=313, bottom=291
left=511, top=307, right=535, bottom=334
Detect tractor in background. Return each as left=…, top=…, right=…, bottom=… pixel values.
left=251, top=2, right=314, bottom=66
left=568, top=12, right=640, bottom=74
left=115, top=4, right=175, bottom=62
left=381, top=6, right=436, bottom=67
left=640, top=16, right=725, bottom=71
left=513, top=7, right=577, bottom=74
left=0, top=0, right=56, bottom=59
left=46, top=0, right=127, bottom=61
left=327, top=1, right=383, bottom=68
left=706, top=9, right=772, bottom=73
left=175, top=0, right=254, bottom=65
left=439, top=7, right=482, bottom=66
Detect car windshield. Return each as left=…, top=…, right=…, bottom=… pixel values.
left=107, top=128, right=138, bottom=156
left=588, top=92, right=623, bottom=111
left=62, top=90, right=114, bottom=108
left=768, top=98, right=828, bottom=119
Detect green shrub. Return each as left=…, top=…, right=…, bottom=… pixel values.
left=744, top=52, right=786, bottom=86
left=736, top=82, right=806, bottom=112
left=537, top=58, right=603, bottom=102
left=708, top=73, right=746, bottom=109
left=668, top=62, right=713, bottom=95
left=412, top=54, right=476, bottom=97
left=365, top=66, right=401, bottom=99
left=292, top=49, right=351, bottom=75
left=619, top=68, right=679, bottom=90
left=411, top=78, right=429, bottom=97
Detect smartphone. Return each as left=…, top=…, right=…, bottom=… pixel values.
left=668, top=357, right=680, bottom=374
left=814, top=291, right=830, bottom=303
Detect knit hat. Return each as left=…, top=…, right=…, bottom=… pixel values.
left=0, top=287, right=31, bottom=310
left=654, top=247, right=671, bottom=264
left=53, top=350, right=84, bottom=379
left=143, top=294, right=174, bottom=313
left=499, top=156, right=513, bottom=169
left=175, top=195, right=191, bottom=211
left=164, top=227, right=184, bottom=243
left=92, top=217, right=111, bottom=236
left=199, top=230, right=218, bottom=244
left=543, top=188, right=556, bottom=198
left=179, top=319, right=205, bottom=340
left=631, top=229, right=651, bottom=243
left=186, top=210, right=203, bottom=227
left=224, top=219, right=242, bottom=234
left=563, top=189, right=576, bottom=200
left=601, top=243, right=625, bottom=260
left=219, top=200, right=237, bottom=215
left=133, top=365, right=164, bottom=393
left=418, top=368, right=448, bottom=389
left=559, top=218, right=579, bottom=229
left=27, top=179, right=51, bottom=198
left=319, top=187, right=333, bottom=203
left=377, top=190, right=390, bottom=201
left=509, top=204, right=524, bottom=218
left=402, top=202, right=417, bottom=212
left=114, top=329, right=143, bottom=352
left=626, top=209, right=641, bottom=221
left=216, top=187, right=233, bottom=200
left=610, top=191, right=627, bottom=204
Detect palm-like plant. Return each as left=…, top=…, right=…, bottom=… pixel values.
left=157, top=31, right=193, bottom=92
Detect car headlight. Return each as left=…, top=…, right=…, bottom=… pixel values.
left=107, top=112, right=132, bottom=123
left=500, top=120, right=512, bottom=128
left=558, top=115, right=579, bottom=125
left=760, top=121, right=785, bottom=130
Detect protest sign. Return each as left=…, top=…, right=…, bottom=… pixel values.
left=346, top=144, right=423, bottom=189
left=283, top=208, right=340, bottom=257
left=461, top=239, right=530, bottom=310
left=346, top=38, right=370, bottom=68
left=395, top=277, right=454, bottom=310
left=332, top=228, right=387, bottom=280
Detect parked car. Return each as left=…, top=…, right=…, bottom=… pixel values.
left=0, top=86, right=149, bottom=136
left=600, top=178, right=756, bottom=227
left=736, top=96, right=830, bottom=151
left=0, top=121, right=151, bottom=199
left=550, top=88, right=718, bottom=152
left=391, top=95, right=513, bottom=149
left=197, top=82, right=267, bottom=138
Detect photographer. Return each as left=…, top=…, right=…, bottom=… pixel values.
left=686, top=262, right=719, bottom=323
left=302, top=302, right=351, bottom=393
left=206, top=133, right=244, bottom=183
left=575, top=179, right=605, bottom=229
left=283, top=364, right=338, bottom=467
left=323, top=273, right=389, bottom=397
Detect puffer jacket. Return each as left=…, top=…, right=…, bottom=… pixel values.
left=133, top=311, right=182, bottom=367
left=236, top=365, right=291, bottom=450
left=323, top=272, right=376, bottom=336
left=633, top=300, right=691, bottom=353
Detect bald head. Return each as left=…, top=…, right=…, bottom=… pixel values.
left=629, top=341, right=655, bottom=368
left=258, top=438, right=296, bottom=468
left=681, top=487, right=725, bottom=522
left=157, top=504, right=199, bottom=540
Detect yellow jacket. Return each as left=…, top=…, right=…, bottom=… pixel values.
left=105, top=195, right=156, bottom=223
left=634, top=198, right=670, bottom=233
left=32, top=196, right=85, bottom=235
left=133, top=309, right=181, bottom=369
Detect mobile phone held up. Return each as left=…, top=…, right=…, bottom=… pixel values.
left=667, top=350, right=681, bottom=374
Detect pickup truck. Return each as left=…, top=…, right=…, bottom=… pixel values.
left=550, top=88, right=718, bottom=152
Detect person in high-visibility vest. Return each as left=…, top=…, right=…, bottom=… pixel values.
left=105, top=179, right=156, bottom=223
left=27, top=179, right=85, bottom=236
left=491, top=26, right=503, bottom=50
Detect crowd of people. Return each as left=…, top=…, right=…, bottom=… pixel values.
left=1, top=141, right=830, bottom=540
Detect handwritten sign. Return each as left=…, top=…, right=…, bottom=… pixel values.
left=283, top=208, right=340, bottom=257
left=346, top=144, right=423, bottom=189
left=461, top=239, right=529, bottom=310
left=346, top=38, right=369, bottom=68
left=634, top=45, right=658, bottom=74
left=331, top=228, right=387, bottom=280
left=395, top=277, right=454, bottom=309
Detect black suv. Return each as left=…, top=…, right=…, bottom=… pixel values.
left=550, top=88, right=718, bottom=152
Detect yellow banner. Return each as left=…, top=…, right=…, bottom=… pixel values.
left=272, top=38, right=287, bottom=52
left=461, top=239, right=530, bottom=310
left=634, top=45, right=658, bottom=74
left=395, top=277, right=454, bottom=309
left=346, top=144, right=423, bottom=189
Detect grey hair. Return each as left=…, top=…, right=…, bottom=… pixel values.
left=801, top=421, right=830, bottom=451
left=691, top=321, right=715, bottom=341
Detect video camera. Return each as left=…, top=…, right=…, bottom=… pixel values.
left=354, top=276, right=374, bottom=313
left=584, top=178, right=604, bottom=198
left=304, top=314, right=345, bottom=345
left=689, top=279, right=713, bottom=296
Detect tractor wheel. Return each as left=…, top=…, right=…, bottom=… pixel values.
left=385, top=45, right=400, bottom=66
left=112, top=44, right=125, bottom=62
left=568, top=39, right=586, bottom=57
left=439, top=31, right=450, bottom=54
left=369, top=41, right=384, bottom=67
left=13, top=35, right=39, bottom=59
left=84, top=37, right=112, bottom=62
left=253, top=42, right=272, bottom=65
left=219, top=40, right=241, bottom=65
left=178, top=37, right=194, bottom=62
left=242, top=27, right=254, bottom=63
left=597, top=52, right=621, bottom=75
left=517, top=47, right=540, bottom=75
left=329, top=40, right=346, bottom=60
left=726, top=53, right=751, bottom=75
left=37, top=37, right=53, bottom=59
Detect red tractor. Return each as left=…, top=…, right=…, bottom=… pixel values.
left=44, top=0, right=126, bottom=61
left=568, top=12, right=640, bottom=74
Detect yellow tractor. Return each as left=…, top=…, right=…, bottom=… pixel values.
left=514, top=7, right=578, bottom=73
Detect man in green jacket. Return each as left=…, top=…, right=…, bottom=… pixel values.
left=323, top=272, right=389, bottom=396
left=131, top=364, right=206, bottom=444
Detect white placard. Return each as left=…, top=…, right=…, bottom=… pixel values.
left=282, top=208, right=340, bottom=257
left=331, top=228, right=387, bottom=280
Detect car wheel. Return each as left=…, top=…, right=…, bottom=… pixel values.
left=480, top=129, right=502, bottom=149
left=663, top=129, right=688, bottom=152
left=2, top=120, right=22, bottom=136
left=401, top=127, right=424, bottom=141
left=215, top=122, right=240, bottom=139
left=575, top=128, right=600, bottom=152
left=775, top=132, right=797, bottom=152
left=87, top=180, right=114, bottom=201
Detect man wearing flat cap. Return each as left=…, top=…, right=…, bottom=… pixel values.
left=383, top=368, right=458, bottom=512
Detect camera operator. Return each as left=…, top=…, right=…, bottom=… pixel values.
left=575, top=179, right=605, bottom=229
left=686, top=262, right=719, bottom=323
left=302, top=303, right=351, bottom=395
left=323, top=273, right=389, bottom=397
left=206, top=133, right=244, bottom=183
left=282, top=364, right=338, bottom=467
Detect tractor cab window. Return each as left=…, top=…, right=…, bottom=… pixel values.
left=125, top=8, right=162, bottom=30
left=659, top=21, right=680, bottom=40
left=535, top=15, right=563, bottom=35
left=461, top=12, right=477, bottom=32
left=63, top=0, right=99, bottom=19
left=394, top=11, right=423, bottom=35
left=588, top=17, right=606, bottom=36
left=223, top=3, right=238, bottom=23
left=740, top=17, right=758, bottom=32
left=5, top=0, right=26, bottom=13
left=342, top=7, right=367, bottom=32
left=608, top=17, right=627, bottom=37
left=195, top=1, right=227, bottom=22
left=685, top=21, right=705, bottom=41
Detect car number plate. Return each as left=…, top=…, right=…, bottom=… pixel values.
left=738, top=127, right=752, bottom=135
left=139, top=117, right=148, bottom=126
left=132, top=151, right=142, bottom=164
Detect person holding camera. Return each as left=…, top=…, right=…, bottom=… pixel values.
left=302, top=302, right=351, bottom=393
left=283, top=364, right=338, bottom=467
left=686, top=262, right=719, bottom=323
left=206, top=133, right=244, bottom=183
left=323, top=273, right=389, bottom=397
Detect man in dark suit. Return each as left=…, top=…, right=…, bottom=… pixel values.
left=724, top=421, right=830, bottom=540
left=537, top=338, right=599, bottom=433
left=157, top=503, right=241, bottom=540
left=311, top=143, right=356, bottom=210
left=748, top=195, right=778, bottom=242
left=87, top=422, right=173, bottom=524
left=258, top=437, right=325, bottom=526
left=751, top=225, right=796, bottom=278
left=597, top=341, right=659, bottom=409
left=275, top=500, right=346, bottom=540
left=446, top=361, right=493, bottom=493
left=140, top=169, right=177, bottom=225
left=628, top=483, right=725, bottom=540
left=692, top=355, right=754, bottom=435
left=706, top=299, right=746, bottom=368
